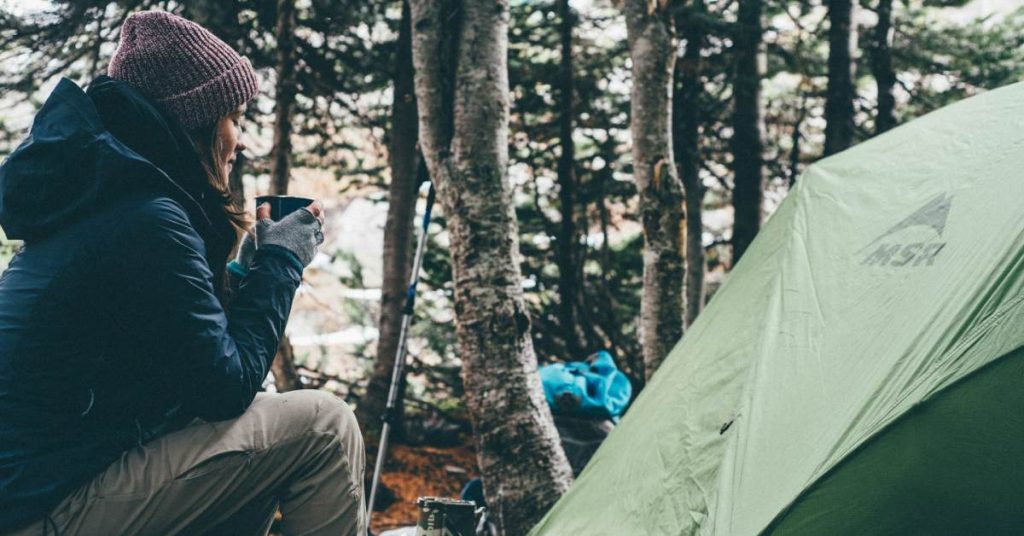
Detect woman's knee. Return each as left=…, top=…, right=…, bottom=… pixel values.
left=292, top=391, right=365, bottom=482
left=281, top=390, right=361, bottom=444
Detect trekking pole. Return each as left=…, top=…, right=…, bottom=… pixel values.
left=367, top=182, right=436, bottom=527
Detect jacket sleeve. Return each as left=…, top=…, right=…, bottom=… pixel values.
left=114, top=197, right=303, bottom=421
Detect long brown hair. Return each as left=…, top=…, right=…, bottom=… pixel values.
left=188, top=118, right=250, bottom=240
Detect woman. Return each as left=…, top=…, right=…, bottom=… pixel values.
left=0, top=11, right=365, bottom=536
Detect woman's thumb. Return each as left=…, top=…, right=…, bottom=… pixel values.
left=257, top=202, right=271, bottom=220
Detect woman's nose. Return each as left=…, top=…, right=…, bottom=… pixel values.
left=236, top=140, right=248, bottom=154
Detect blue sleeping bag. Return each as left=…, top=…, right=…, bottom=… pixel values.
left=539, top=351, right=632, bottom=421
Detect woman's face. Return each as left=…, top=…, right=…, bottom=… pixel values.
left=217, top=106, right=247, bottom=177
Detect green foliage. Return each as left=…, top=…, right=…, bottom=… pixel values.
left=507, top=0, right=645, bottom=376
left=894, top=5, right=1024, bottom=117
left=2, top=0, right=1023, bottom=404
left=0, top=0, right=394, bottom=186
left=363, top=0, right=1024, bottom=389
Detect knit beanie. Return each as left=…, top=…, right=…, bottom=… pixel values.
left=108, top=10, right=260, bottom=131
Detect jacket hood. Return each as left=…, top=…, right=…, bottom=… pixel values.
left=0, top=77, right=236, bottom=281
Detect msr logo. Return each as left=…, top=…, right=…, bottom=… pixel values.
left=860, top=193, right=951, bottom=267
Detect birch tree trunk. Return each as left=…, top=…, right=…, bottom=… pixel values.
left=356, top=0, right=420, bottom=436
left=871, top=0, right=897, bottom=134
left=624, top=0, right=684, bottom=381
left=825, top=0, right=857, bottom=155
left=673, top=0, right=707, bottom=328
left=269, top=0, right=302, bottom=392
left=731, top=0, right=765, bottom=265
left=556, top=0, right=583, bottom=358
left=409, top=1, right=572, bottom=533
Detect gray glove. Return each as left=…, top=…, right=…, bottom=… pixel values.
left=254, top=207, right=324, bottom=268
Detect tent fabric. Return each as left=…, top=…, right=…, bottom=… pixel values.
left=765, top=345, right=1024, bottom=535
left=530, top=80, right=1024, bottom=535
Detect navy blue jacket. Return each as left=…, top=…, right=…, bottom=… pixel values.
left=0, top=77, right=303, bottom=531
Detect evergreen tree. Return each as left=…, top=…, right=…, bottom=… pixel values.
left=673, top=0, right=709, bottom=327
left=505, top=0, right=643, bottom=378
left=555, top=0, right=585, bottom=358
left=870, top=0, right=897, bottom=134
left=824, top=0, right=858, bottom=155
left=731, top=0, right=765, bottom=264
left=356, top=0, right=421, bottom=438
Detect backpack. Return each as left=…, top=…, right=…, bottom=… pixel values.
left=539, top=351, right=632, bottom=422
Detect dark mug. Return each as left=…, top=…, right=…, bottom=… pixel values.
left=255, top=195, right=314, bottom=222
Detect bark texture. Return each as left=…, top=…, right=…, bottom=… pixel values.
left=555, top=0, right=583, bottom=358
left=789, top=92, right=807, bottom=187
left=624, top=0, right=684, bottom=381
left=356, top=0, right=420, bottom=436
left=825, top=0, right=858, bottom=155
left=674, top=0, right=707, bottom=328
left=269, top=0, right=302, bottom=392
left=270, top=0, right=297, bottom=196
left=731, top=0, right=765, bottom=265
left=871, top=0, right=897, bottom=134
left=271, top=337, right=302, bottom=392
left=409, top=1, right=573, bottom=533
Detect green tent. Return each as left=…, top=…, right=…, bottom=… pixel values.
left=531, top=81, right=1024, bottom=535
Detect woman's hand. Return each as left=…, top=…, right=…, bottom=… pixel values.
left=253, top=200, right=325, bottom=268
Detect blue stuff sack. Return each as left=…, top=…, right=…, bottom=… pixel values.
left=539, top=351, right=632, bottom=421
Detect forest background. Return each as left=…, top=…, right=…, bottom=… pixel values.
left=1, top=0, right=1022, bottom=533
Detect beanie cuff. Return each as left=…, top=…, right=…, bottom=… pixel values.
left=156, top=57, right=259, bottom=131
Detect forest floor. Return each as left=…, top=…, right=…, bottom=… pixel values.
left=370, top=442, right=480, bottom=533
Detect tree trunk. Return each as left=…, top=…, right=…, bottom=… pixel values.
left=790, top=92, right=808, bottom=187
left=673, top=0, right=707, bottom=328
left=272, top=336, right=302, bottom=392
left=271, top=0, right=297, bottom=196
left=269, top=0, right=302, bottom=392
left=555, top=0, right=583, bottom=359
left=731, top=0, right=765, bottom=265
left=871, top=0, right=896, bottom=134
left=825, top=0, right=857, bottom=155
left=355, top=0, right=420, bottom=437
left=409, top=1, right=573, bottom=533
left=624, top=0, right=684, bottom=381
left=594, top=161, right=640, bottom=381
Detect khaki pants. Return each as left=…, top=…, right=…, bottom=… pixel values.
left=10, top=390, right=367, bottom=536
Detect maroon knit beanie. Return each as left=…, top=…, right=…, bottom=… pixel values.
left=108, top=10, right=260, bottom=131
